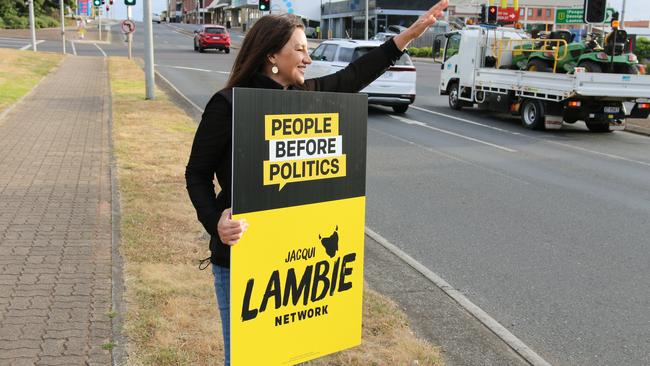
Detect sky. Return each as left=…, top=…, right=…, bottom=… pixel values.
left=103, top=0, right=650, bottom=22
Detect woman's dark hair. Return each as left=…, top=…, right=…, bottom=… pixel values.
left=226, top=14, right=304, bottom=89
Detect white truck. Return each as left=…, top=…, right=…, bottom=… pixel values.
left=434, top=25, right=650, bottom=132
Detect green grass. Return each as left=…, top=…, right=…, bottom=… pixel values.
left=0, top=49, right=64, bottom=113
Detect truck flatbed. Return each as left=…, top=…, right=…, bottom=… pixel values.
left=474, top=68, right=650, bottom=101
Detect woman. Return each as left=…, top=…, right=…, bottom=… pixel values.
left=186, top=2, right=447, bottom=364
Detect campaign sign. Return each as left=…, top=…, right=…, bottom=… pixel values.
left=230, top=88, right=367, bottom=365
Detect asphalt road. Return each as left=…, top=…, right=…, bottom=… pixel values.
left=8, top=21, right=650, bottom=366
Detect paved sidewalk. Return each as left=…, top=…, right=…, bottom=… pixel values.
left=0, top=57, right=114, bottom=365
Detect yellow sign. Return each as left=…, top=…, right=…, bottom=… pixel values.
left=263, top=113, right=346, bottom=190
left=231, top=197, right=365, bottom=365
left=231, top=89, right=368, bottom=365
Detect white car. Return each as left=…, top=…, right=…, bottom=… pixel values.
left=305, top=39, right=416, bottom=113
left=152, top=13, right=161, bottom=24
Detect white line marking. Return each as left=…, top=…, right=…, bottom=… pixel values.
left=364, top=227, right=552, bottom=366
left=19, top=40, right=44, bottom=50
left=369, top=126, right=532, bottom=184
left=155, top=71, right=205, bottom=113
left=93, top=42, right=107, bottom=57
left=412, top=105, right=650, bottom=168
left=546, top=139, right=650, bottom=168
left=389, top=114, right=517, bottom=153
left=70, top=40, right=77, bottom=56
left=154, top=64, right=230, bottom=74
left=412, top=105, right=523, bottom=135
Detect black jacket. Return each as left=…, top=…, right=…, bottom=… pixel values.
left=185, top=39, right=405, bottom=267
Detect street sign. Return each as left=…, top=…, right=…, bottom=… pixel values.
left=497, top=7, right=519, bottom=23
left=120, top=19, right=135, bottom=34
left=231, top=88, right=367, bottom=365
left=556, top=7, right=614, bottom=24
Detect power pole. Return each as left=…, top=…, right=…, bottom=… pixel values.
left=60, top=0, right=66, bottom=54
left=364, top=0, right=368, bottom=40
left=620, top=0, right=626, bottom=27
left=28, top=0, right=37, bottom=51
left=143, top=0, right=156, bottom=99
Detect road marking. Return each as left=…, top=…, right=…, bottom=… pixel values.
left=412, top=105, right=523, bottom=135
left=389, top=114, right=517, bottom=153
left=364, top=227, right=552, bottom=366
left=70, top=40, right=77, bottom=56
left=412, top=105, right=650, bottom=168
left=154, top=71, right=205, bottom=113
left=155, top=64, right=230, bottom=74
left=369, top=126, right=532, bottom=185
left=546, top=139, right=650, bottom=168
left=19, top=40, right=44, bottom=50
left=93, top=43, right=107, bottom=57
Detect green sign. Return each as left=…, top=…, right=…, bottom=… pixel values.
left=556, top=7, right=614, bottom=24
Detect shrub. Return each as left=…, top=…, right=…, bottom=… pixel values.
left=4, top=14, right=29, bottom=29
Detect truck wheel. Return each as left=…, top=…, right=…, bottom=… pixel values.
left=585, top=120, right=612, bottom=132
left=225, top=48, right=230, bottom=54
left=520, top=99, right=545, bottom=130
left=448, top=82, right=462, bottom=110
left=578, top=60, right=602, bottom=73
left=392, top=105, right=409, bottom=114
left=526, top=59, right=550, bottom=72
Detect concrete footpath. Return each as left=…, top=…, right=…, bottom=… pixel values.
left=0, top=57, right=116, bottom=364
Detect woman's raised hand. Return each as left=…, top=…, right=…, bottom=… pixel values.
left=217, top=208, right=249, bottom=246
left=393, top=0, right=449, bottom=50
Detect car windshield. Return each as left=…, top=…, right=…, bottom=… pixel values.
left=350, top=47, right=413, bottom=66
left=205, top=28, right=226, bottom=34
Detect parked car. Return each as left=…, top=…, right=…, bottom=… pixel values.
left=387, top=25, right=408, bottom=34
left=305, top=39, right=416, bottom=113
left=193, top=25, right=230, bottom=53
left=152, top=13, right=161, bottom=24
left=371, top=32, right=398, bottom=42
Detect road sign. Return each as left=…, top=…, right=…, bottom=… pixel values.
left=497, top=7, right=519, bottom=23
left=120, top=19, right=135, bottom=34
left=556, top=7, right=614, bottom=24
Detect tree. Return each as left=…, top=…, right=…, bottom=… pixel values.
left=636, top=37, right=650, bottom=61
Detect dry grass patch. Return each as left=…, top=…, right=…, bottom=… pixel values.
left=110, top=56, right=442, bottom=366
left=0, top=48, right=64, bottom=113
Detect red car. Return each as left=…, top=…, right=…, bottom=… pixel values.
left=193, top=25, right=230, bottom=53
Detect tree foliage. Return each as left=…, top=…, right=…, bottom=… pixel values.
left=0, top=0, right=76, bottom=28
left=636, top=37, right=650, bottom=61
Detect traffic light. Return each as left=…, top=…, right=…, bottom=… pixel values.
left=93, top=0, right=101, bottom=6
left=583, top=0, right=607, bottom=23
left=487, top=6, right=498, bottom=24
left=259, top=0, right=270, bottom=11
left=478, top=4, right=486, bottom=23
left=124, top=0, right=136, bottom=5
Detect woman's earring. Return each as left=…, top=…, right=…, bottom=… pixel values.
left=272, top=65, right=279, bottom=74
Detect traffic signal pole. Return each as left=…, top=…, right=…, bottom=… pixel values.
left=98, top=7, right=102, bottom=41
left=143, top=0, right=155, bottom=99
left=127, top=5, right=133, bottom=59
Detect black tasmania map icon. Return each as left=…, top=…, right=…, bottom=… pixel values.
left=319, top=226, right=339, bottom=258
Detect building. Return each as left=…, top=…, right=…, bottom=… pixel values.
left=322, top=0, right=438, bottom=39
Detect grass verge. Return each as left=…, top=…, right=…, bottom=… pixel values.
left=109, top=56, right=443, bottom=366
left=0, top=48, right=64, bottom=114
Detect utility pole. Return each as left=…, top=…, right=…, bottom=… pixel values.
left=620, top=0, right=626, bottom=27
left=144, top=0, right=156, bottom=99
left=127, top=5, right=133, bottom=59
left=98, top=6, right=102, bottom=41
left=364, top=0, right=368, bottom=40
left=28, top=0, right=37, bottom=51
left=60, top=0, right=66, bottom=54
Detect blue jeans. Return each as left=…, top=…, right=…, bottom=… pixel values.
left=212, top=264, right=230, bottom=366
